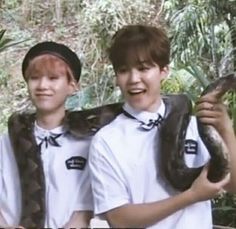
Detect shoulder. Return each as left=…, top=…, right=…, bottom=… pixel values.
left=90, top=113, right=126, bottom=157
left=0, top=132, right=16, bottom=166
left=93, top=113, right=125, bottom=140
left=0, top=132, right=11, bottom=149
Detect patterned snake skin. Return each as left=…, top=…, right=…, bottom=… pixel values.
left=8, top=113, right=45, bottom=228
left=7, top=73, right=235, bottom=227
left=8, top=103, right=123, bottom=228
left=160, top=73, right=236, bottom=191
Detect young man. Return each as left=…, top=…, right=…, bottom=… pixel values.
left=0, top=41, right=93, bottom=228
left=89, top=25, right=236, bottom=228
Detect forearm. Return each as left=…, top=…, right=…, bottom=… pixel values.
left=0, top=211, right=24, bottom=229
left=64, top=210, right=93, bottom=229
left=196, top=95, right=236, bottom=192
left=0, top=210, right=8, bottom=227
left=222, top=129, right=236, bottom=192
left=105, top=189, right=196, bottom=228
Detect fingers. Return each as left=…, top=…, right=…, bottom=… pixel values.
left=195, top=97, right=227, bottom=123
left=196, top=89, right=227, bottom=119
left=196, top=98, right=226, bottom=112
left=216, top=173, right=231, bottom=187
left=200, top=164, right=209, bottom=178
left=196, top=101, right=215, bottom=112
left=200, top=164, right=230, bottom=187
left=198, top=88, right=223, bottom=103
left=196, top=105, right=222, bottom=122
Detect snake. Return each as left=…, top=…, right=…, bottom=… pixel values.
left=7, top=72, right=236, bottom=227
left=160, top=72, right=236, bottom=191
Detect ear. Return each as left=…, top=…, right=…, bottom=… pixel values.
left=68, top=81, right=80, bottom=96
left=160, top=66, right=169, bottom=80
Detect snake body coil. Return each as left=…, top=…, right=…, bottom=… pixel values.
left=7, top=73, right=236, bottom=227
left=161, top=73, right=236, bottom=191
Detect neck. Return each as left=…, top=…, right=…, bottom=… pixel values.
left=127, top=99, right=162, bottom=113
left=36, top=110, right=65, bottom=130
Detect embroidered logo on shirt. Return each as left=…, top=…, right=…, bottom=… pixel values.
left=65, top=156, right=87, bottom=170
left=184, top=139, right=198, bottom=154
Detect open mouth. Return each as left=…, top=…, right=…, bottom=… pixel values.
left=36, top=94, right=52, bottom=98
left=128, top=89, right=146, bottom=95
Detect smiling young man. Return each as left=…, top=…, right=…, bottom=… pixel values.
left=89, top=24, right=236, bottom=228
left=0, top=41, right=93, bottom=229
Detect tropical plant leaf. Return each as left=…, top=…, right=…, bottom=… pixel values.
left=0, top=39, right=29, bottom=53
left=185, top=65, right=210, bottom=88
left=0, top=29, right=6, bottom=40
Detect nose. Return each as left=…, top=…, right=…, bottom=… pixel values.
left=37, top=77, right=49, bottom=89
left=128, top=69, right=141, bottom=84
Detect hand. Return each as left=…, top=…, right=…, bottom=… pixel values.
left=195, top=91, right=233, bottom=137
left=188, top=164, right=230, bottom=202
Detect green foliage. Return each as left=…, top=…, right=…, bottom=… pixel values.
left=213, top=193, right=236, bottom=227
left=162, top=67, right=204, bottom=101
left=0, top=29, right=27, bottom=52
left=227, top=92, right=236, bottom=133
left=164, top=1, right=236, bottom=227
left=0, top=0, right=161, bottom=131
left=0, top=1, right=236, bottom=226
left=70, top=0, right=161, bottom=107
left=165, top=0, right=236, bottom=78
left=0, top=28, right=29, bottom=132
left=0, top=30, right=12, bottom=52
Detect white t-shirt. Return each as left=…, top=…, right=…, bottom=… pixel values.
left=89, top=101, right=212, bottom=229
left=0, top=123, right=93, bottom=228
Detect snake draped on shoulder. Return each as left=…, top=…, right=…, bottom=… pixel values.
left=7, top=73, right=235, bottom=228
left=8, top=103, right=123, bottom=228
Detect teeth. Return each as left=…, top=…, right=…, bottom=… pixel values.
left=129, top=89, right=143, bottom=93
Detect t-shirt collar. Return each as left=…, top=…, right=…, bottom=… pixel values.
left=34, top=122, right=67, bottom=144
left=123, top=100, right=165, bottom=125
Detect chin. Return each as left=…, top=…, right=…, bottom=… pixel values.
left=129, top=103, right=147, bottom=112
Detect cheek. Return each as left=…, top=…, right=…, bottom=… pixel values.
left=27, top=83, right=33, bottom=94
left=67, top=87, right=76, bottom=96
left=115, top=76, right=120, bottom=86
left=115, top=76, right=126, bottom=88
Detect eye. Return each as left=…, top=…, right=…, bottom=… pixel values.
left=116, top=67, right=128, bottom=74
left=50, top=76, right=60, bottom=80
left=28, top=75, right=39, bottom=80
left=137, top=65, right=150, bottom=71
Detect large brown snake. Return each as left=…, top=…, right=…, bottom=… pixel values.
left=7, top=73, right=236, bottom=227
left=160, top=72, right=236, bottom=191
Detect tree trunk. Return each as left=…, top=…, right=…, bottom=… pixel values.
left=55, top=0, right=62, bottom=23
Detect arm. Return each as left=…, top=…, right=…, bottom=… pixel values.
left=196, top=91, right=236, bottom=192
left=104, top=166, right=229, bottom=228
left=0, top=210, right=8, bottom=227
left=0, top=138, right=18, bottom=229
left=0, top=211, right=24, bottom=229
left=63, top=210, right=93, bottom=229
left=89, top=135, right=229, bottom=228
left=0, top=135, right=25, bottom=229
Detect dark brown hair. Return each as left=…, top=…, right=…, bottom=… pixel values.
left=108, top=24, right=170, bottom=72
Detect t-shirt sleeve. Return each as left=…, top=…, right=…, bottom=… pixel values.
left=184, top=116, right=210, bottom=168
left=0, top=133, right=21, bottom=225
left=89, top=134, right=130, bottom=215
left=0, top=135, right=3, bottom=185
left=0, top=135, right=3, bottom=205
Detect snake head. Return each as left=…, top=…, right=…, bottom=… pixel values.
left=202, top=72, right=236, bottom=99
